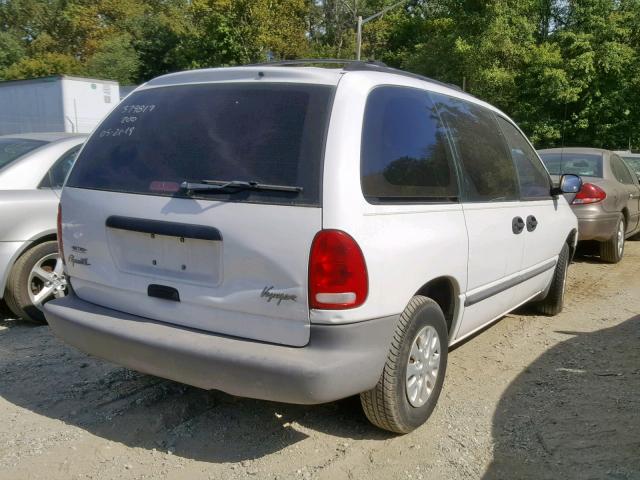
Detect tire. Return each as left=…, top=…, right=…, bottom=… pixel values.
left=535, top=243, right=569, bottom=316
left=4, top=241, right=67, bottom=324
left=599, top=217, right=625, bottom=263
left=360, top=296, right=448, bottom=434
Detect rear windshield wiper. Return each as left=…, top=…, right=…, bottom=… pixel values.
left=181, top=180, right=303, bottom=195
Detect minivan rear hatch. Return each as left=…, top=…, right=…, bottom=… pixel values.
left=62, top=80, right=334, bottom=347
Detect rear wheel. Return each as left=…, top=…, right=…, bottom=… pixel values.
left=599, top=217, right=625, bottom=263
left=4, top=241, right=67, bottom=323
left=535, top=243, right=569, bottom=316
left=360, top=296, right=448, bottom=433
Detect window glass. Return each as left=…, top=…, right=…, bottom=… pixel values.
left=538, top=152, right=603, bottom=177
left=611, top=155, right=634, bottom=185
left=0, top=138, right=47, bottom=169
left=621, top=156, right=640, bottom=178
left=66, top=83, right=334, bottom=206
left=361, top=86, right=458, bottom=202
left=496, top=117, right=551, bottom=199
left=40, top=145, right=81, bottom=189
left=431, top=93, right=518, bottom=202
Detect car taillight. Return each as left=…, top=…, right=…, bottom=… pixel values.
left=57, top=203, right=65, bottom=265
left=309, top=230, right=368, bottom=309
left=572, top=183, right=607, bottom=205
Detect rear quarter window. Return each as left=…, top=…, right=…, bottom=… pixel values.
left=66, top=83, right=334, bottom=206
left=360, top=86, right=459, bottom=203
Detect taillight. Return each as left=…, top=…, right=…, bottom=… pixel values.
left=572, top=183, right=607, bottom=205
left=309, top=230, right=368, bottom=309
left=57, top=203, right=65, bottom=265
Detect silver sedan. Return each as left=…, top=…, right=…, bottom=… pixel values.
left=0, top=132, right=86, bottom=322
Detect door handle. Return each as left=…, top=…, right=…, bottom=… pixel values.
left=512, top=216, right=525, bottom=234
left=526, top=215, right=538, bottom=232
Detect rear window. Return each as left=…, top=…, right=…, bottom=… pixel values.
left=66, top=83, right=334, bottom=206
left=539, top=152, right=603, bottom=177
left=0, top=138, right=47, bottom=169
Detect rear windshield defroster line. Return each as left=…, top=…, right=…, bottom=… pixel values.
left=66, top=83, right=335, bottom=207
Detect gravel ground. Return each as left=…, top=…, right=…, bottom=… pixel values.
left=0, top=242, right=639, bottom=480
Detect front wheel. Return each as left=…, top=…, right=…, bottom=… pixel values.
left=360, top=296, right=448, bottom=433
left=4, top=241, right=67, bottom=323
left=535, top=243, right=569, bottom=316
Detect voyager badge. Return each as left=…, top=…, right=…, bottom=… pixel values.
left=261, top=286, right=297, bottom=305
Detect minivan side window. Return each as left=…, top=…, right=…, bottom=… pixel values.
left=496, top=116, right=552, bottom=200
left=431, top=93, right=519, bottom=202
left=361, top=86, right=458, bottom=203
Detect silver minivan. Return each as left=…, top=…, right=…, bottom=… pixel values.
left=45, top=61, right=580, bottom=433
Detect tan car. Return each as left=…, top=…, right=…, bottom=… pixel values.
left=538, top=147, right=640, bottom=263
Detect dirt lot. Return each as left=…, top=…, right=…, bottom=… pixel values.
left=1, top=243, right=639, bottom=480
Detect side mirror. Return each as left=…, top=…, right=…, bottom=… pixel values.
left=552, top=174, right=582, bottom=196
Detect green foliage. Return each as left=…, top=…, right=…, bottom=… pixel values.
left=3, top=52, right=84, bottom=80
left=0, top=0, right=638, bottom=148
left=383, top=0, right=640, bottom=149
left=0, top=31, right=24, bottom=74
left=85, top=34, right=140, bottom=84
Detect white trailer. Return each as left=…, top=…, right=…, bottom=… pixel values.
left=0, top=75, right=119, bottom=135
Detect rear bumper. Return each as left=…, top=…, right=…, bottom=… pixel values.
left=576, top=213, right=620, bottom=242
left=44, top=294, right=399, bottom=404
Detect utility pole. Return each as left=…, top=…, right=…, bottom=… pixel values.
left=356, top=0, right=409, bottom=60
left=356, top=16, right=363, bottom=61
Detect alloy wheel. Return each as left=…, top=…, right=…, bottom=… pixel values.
left=406, top=325, right=441, bottom=408
left=27, top=253, right=67, bottom=310
left=617, top=220, right=625, bottom=258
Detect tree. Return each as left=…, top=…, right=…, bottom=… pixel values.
left=85, top=34, right=140, bottom=84
left=0, top=0, right=638, bottom=149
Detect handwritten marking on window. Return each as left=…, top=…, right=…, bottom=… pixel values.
left=122, top=104, right=156, bottom=114
left=99, top=127, right=136, bottom=138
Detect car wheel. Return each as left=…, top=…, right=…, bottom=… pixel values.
left=4, top=241, right=67, bottom=324
left=535, top=243, right=569, bottom=316
left=599, top=217, right=625, bottom=263
left=360, top=296, right=448, bottom=433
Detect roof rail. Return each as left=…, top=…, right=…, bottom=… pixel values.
left=343, top=62, right=462, bottom=92
left=244, top=58, right=462, bottom=92
left=244, top=58, right=387, bottom=68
